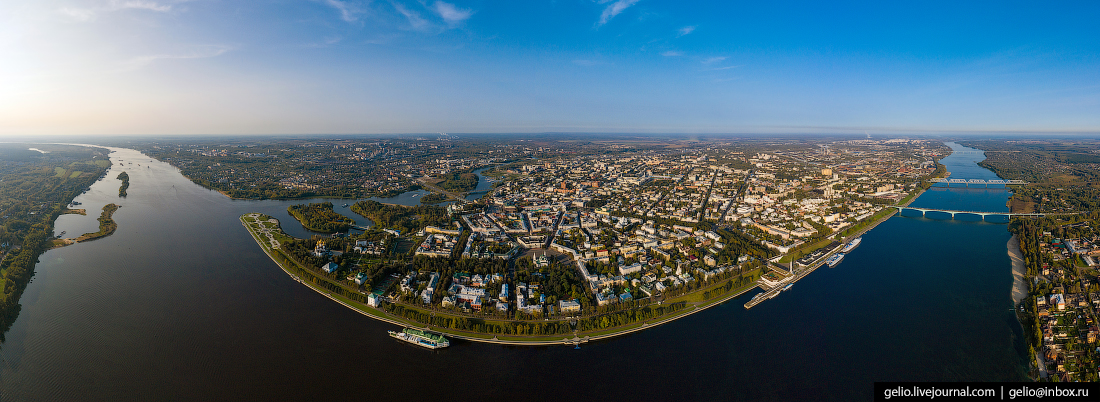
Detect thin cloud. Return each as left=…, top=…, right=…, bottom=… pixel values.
left=110, top=0, right=172, bottom=12
left=59, top=7, right=96, bottom=21
left=677, top=25, right=695, bottom=37
left=118, top=45, right=231, bottom=71
left=702, top=56, right=726, bottom=64
left=319, top=0, right=360, bottom=22
left=433, top=1, right=472, bottom=26
left=393, top=2, right=429, bottom=30
left=304, top=36, right=344, bottom=48
left=58, top=0, right=172, bottom=21
left=661, top=50, right=682, bottom=57
left=708, top=64, right=743, bottom=70
left=598, top=0, right=640, bottom=26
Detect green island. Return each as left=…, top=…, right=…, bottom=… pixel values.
left=117, top=171, right=129, bottom=197
left=419, top=193, right=449, bottom=204
left=0, top=144, right=110, bottom=339
left=54, top=204, right=120, bottom=246
left=287, top=202, right=354, bottom=233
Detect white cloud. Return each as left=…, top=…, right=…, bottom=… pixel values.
left=433, top=1, right=472, bottom=26
left=118, top=45, right=231, bottom=71
left=702, top=56, right=726, bottom=64
left=393, top=2, right=429, bottom=30
left=661, top=50, right=682, bottom=57
left=677, top=25, right=695, bottom=36
left=321, top=0, right=359, bottom=22
left=598, top=0, right=639, bottom=26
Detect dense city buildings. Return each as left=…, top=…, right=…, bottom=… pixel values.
left=222, top=135, right=949, bottom=339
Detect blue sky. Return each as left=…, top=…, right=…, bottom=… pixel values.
left=2, top=0, right=1098, bottom=135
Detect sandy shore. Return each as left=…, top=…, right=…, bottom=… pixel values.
left=1008, top=234, right=1028, bottom=306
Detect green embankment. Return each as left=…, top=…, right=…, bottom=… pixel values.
left=838, top=208, right=895, bottom=239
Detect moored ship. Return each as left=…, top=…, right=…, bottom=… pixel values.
left=841, top=237, right=862, bottom=253
left=388, top=328, right=450, bottom=349
left=826, top=253, right=845, bottom=268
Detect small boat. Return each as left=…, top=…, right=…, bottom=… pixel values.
left=342, top=203, right=349, bottom=208
left=783, top=283, right=793, bottom=291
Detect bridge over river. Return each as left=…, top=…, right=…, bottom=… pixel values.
left=890, top=206, right=1077, bottom=221
left=929, top=178, right=1028, bottom=187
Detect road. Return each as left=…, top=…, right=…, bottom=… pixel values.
left=717, top=168, right=754, bottom=223
left=640, top=172, right=686, bottom=217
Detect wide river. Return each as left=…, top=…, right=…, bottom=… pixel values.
left=0, top=143, right=1026, bottom=401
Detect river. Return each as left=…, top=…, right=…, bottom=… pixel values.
left=0, top=143, right=1026, bottom=401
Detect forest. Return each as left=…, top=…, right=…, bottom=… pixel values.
left=350, top=200, right=451, bottom=234
left=436, top=172, right=479, bottom=193
left=287, top=202, right=354, bottom=233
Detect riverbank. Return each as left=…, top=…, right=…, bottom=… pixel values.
left=241, top=212, right=761, bottom=345
left=1008, top=234, right=1027, bottom=306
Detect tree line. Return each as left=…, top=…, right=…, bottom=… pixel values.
left=350, top=200, right=450, bottom=234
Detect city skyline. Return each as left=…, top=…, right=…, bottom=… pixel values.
left=2, top=0, right=1099, bottom=135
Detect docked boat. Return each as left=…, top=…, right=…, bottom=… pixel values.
left=841, top=237, right=862, bottom=253
left=826, top=253, right=845, bottom=268
left=388, top=328, right=450, bottom=349
left=782, top=283, right=793, bottom=291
